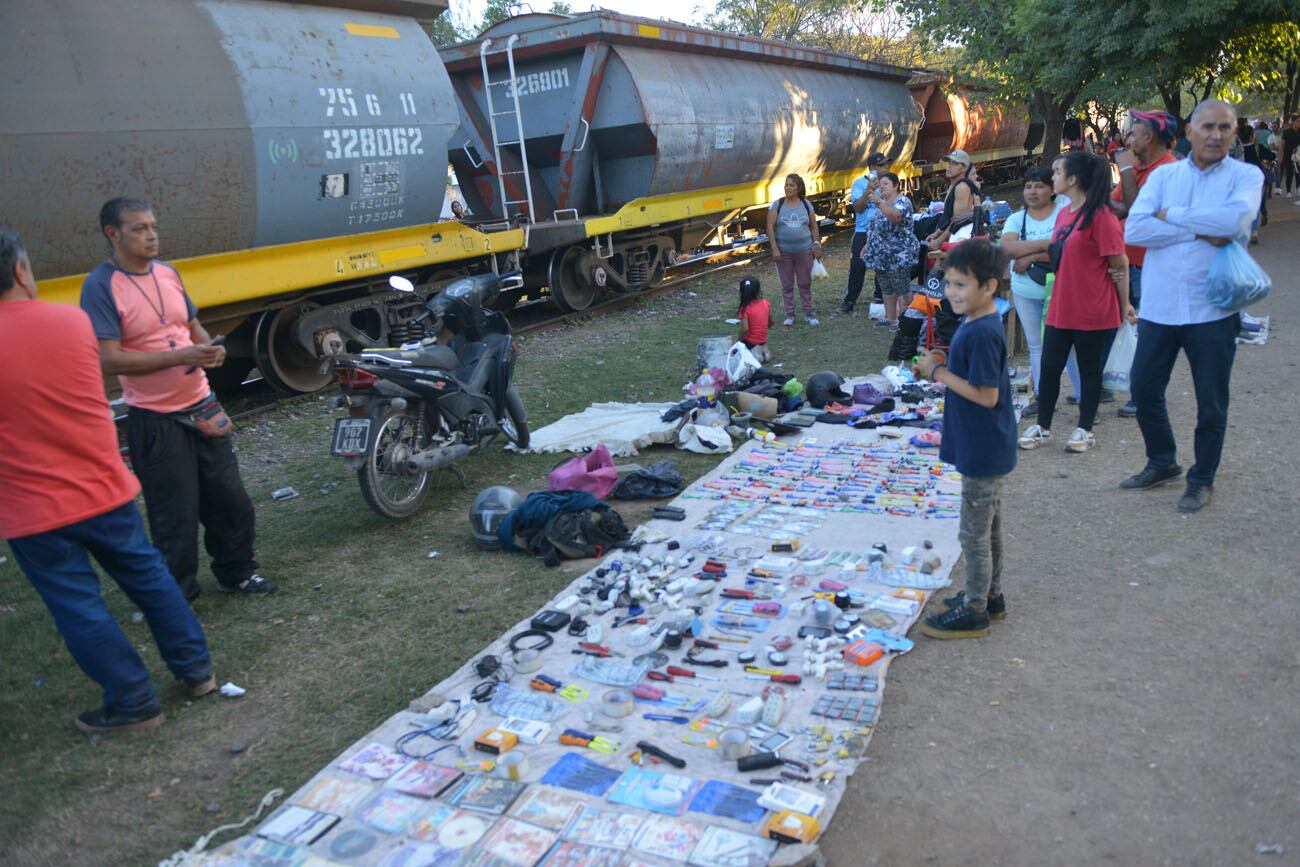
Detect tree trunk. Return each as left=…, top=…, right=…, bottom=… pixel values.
left=1158, top=83, right=1183, bottom=122
left=1035, top=90, right=1065, bottom=160
left=1285, top=61, right=1299, bottom=117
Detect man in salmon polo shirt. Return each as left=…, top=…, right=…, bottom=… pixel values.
left=81, top=198, right=276, bottom=600
left=0, top=226, right=214, bottom=733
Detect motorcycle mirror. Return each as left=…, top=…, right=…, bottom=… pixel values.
left=388, top=275, right=417, bottom=293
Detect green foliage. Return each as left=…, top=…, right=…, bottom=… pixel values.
left=707, top=0, right=952, bottom=67
left=427, top=15, right=462, bottom=46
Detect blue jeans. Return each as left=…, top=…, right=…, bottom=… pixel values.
left=1011, top=292, right=1080, bottom=399
left=1131, top=314, right=1239, bottom=487
left=7, top=502, right=211, bottom=716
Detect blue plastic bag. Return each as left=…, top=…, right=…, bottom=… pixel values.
left=1206, top=241, right=1271, bottom=310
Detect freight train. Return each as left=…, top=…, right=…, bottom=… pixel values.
left=1, top=0, right=1038, bottom=394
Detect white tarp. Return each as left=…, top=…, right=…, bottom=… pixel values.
left=509, top=402, right=681, bottom=457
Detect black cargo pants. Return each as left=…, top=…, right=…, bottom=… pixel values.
left=127, top=408, right=258, bottom=600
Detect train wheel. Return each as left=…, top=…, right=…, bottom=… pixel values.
left=253, top=305, right=331, bottom=394
left=547, top=247, right=597, bottom=313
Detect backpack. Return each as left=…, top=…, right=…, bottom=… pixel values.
left=533, top=505, right=631, bottom=567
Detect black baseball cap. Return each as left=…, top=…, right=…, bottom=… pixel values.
left=867, top=152, right=887, bottom=166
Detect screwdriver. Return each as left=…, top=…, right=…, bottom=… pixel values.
left=666, top=665, right=719, bottom=682
left=745, top=672, right=803, bottom=684
left=636, top=740, right=687, bottom=768
left=576, top=642, right=623, bottom=657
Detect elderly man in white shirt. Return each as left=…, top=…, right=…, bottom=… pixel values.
left=1120, top=99, right=1264, bottom=513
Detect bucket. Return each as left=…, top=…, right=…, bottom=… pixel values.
left=697, top=336, right=731, bottom=372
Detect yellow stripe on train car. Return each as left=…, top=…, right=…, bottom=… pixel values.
left=37, top=223, right=526, bottom=310
left=583, top=168, right=868, bottom=235
left=344, top=22, right=401, bottom=38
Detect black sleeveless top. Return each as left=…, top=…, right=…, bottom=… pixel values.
left=941, top=178, right=982, bottom=233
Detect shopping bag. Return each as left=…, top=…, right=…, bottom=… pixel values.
left=724, top=341, right=762, bottom=385
left=1206, top=241, right=1271, bottom=311
left=811, top=258, right=829, bottom=280
left=1103, top=322, right=1137, bottom=393
left=547, top=444, right=619, bottom=498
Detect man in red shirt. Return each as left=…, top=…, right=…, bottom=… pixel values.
left=82, top=198, right=275, bottom=600
left=1109, top=109, right=1179, bottom=418
left=0, top=226, right=213, bottom=733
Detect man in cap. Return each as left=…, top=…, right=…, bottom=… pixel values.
left=837, top=152, right=889, bottom=316
left=925, top=150, right=981, bottom=248
left=1121, top=99, right=1263, bottom=513
left=1109, top=109, right=1178, bottom=418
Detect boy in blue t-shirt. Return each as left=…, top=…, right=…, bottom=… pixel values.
left=912, top=240, right=1017, bottom=639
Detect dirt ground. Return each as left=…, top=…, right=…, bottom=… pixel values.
left=819, top=205, right=1300, bottom=865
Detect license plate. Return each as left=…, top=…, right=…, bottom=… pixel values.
left=331, top=418, right=371, bottom=456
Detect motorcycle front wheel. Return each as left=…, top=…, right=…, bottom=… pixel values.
left=357, top=406, right=433, bottom=519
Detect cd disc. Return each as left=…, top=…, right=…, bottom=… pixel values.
left=438, top=814, right=489, bottom=848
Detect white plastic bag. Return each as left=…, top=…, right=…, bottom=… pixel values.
left=725, top=341, right=762, bottom=385
left=1103, top=322, right=1137, bottom=393
left=811, top=258, right=829, bottom=280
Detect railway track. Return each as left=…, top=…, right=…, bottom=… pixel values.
left=111, top=225, right=847, bottom=427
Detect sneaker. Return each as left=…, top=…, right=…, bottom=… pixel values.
left=218, top=573, right=278, bottom=595
left=1099, top=390, right=1116, bottom=404
left=186, top=675, right=218, bottom=698
left=872, top=319, right=888, bottom=328
left=1120, top=463, right=1183, bottom=490
left=943, top=591, right=1006, bottom=621
left=920, top=603, right=990, bottom=639
left=782, top=317, right=795, bottom=327
left=1065, top=427, right=1095, bottom=452
left=1118, top=400, right=1137, bottom=418
left=75, top=706, right=163, bottom=733
left=1017, top=424, right=1050, bottom=450
left=832, top=307, right=852, bottom=317
left=1065, top=395, right=1079, bottom=405
left=1022, top=399, right=1039, bottom=417
left=1177, top=483, right=1213, bottom=513
left=806, top=317, right=820, bottom=327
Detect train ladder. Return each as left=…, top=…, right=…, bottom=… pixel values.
left=479, top=35, right=536, bottom=223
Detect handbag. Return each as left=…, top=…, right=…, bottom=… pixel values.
left=1025, top=261, right=1050, bottom=285
left=1046, top=209, right=1084, bottom=273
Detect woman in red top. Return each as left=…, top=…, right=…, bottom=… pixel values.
left=1019, top=151, right=1135, bottom=454
left=736, top=277, right=773, bottom=362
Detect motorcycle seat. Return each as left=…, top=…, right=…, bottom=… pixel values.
left=360, top=344, right=459, bottom=370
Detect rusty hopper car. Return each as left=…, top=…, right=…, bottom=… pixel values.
left=442, top=12, right=921, bottom=312
left=0, top=0, right=520, bottom=392
left=908, top=76, right=1044, bottom=195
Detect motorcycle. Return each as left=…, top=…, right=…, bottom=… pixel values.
left=327, top=273, right=530, bottom=518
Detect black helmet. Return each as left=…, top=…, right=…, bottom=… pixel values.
left=805, top=371, right=850, bottom=408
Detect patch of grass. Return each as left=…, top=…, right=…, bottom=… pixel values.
left=0, top=235, right=892, bottom=865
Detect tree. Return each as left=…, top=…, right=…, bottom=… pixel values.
left=878, top=0, right=1140, bottom=158
left=708, top=0, right=952, bottom=67
left=1104, top=2, right=1298, bottom=121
